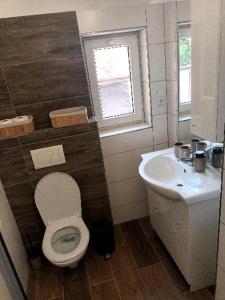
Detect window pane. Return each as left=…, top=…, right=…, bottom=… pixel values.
left=179, top=27, right=192, bottom=105
left=93, top=46, right=134, bottom=119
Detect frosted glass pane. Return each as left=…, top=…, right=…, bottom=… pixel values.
left=94, top=46, right=134, bottom=119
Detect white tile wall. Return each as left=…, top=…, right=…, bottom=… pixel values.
left=149, top=44, right=166, bottom=82
left=112, top=200, right=149, bottom=224
left=177, top=0, right=191, bottom=23
left=178, top=119, right=194, bottom=140
left=166, top=42, right=178, bottom=81
left=104, top=146, right=153, bottom=183
left=0, top=181, right=29, bottom=291
left=152, top=114, right=168, bottom=144
left=81, top=3, right=170, bottom=224
left=151, top=81, right=167, bottom=115
left=154, top=142, right=169, bottom=151
left=100, top=127, right=154, bottom=156
left=164, top=1, right=177, bottom=43
left=78, top=6, right=146, bottom=34
left=146, top=3, right=164, bottom=45
left=108, top=177, right=147, bottom=208
left=167, top=80, right=178, bottom=115
left=168, top=113, right=178, bottom=146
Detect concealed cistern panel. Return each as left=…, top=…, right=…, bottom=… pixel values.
left=30, top=145, right=66, bottom=169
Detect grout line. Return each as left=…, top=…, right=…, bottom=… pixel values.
left=18, top=127, right=98, bottom=147
left=109, top=259, right=122, bottom=300
left=36, top=270, right=39, bottom=300
left=84, top=260, right=93, bottom=300
left=103, top=143, right=154, bottom=157
left=112, top=277, right=122, bottom=300
left=61, top=269, right=65, bottom=300
left=90, top=278, right=114, bottom=288
left=119, top=223, right=158, bottom=297
left=0, top=66, right=17, bottom=117
left=148, top=233, right=190, bottom=295
left=1, top=54, right=83, bottom=68
left=111, top=199, right=148, bottom=210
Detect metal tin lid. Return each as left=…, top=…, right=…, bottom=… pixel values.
left=195, top=151, right=205, bottom=158
left=213, top=146, right=223, bottom=154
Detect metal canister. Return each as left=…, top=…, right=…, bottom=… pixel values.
left=212, top=146, right=223, bottom=168
left=194, top=151, right=206, bottom=173
left=190, top=138, right=200, bottom=153
left=179, top=145, right=191, bottom=160
left=174, top=142, right=183, bottom=158
left=196, top=141, right=207, bottom=152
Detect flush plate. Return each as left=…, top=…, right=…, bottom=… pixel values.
left=30, top=145, right=66, bottom=170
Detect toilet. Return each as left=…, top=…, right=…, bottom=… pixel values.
left=34, top=172, right=90, bottom=268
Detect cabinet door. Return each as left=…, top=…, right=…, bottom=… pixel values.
left=147, top=188, right=190, bottom=282
left=147, top=188, right=174, bottom=250
left=168, top=200, right=190, bottom=281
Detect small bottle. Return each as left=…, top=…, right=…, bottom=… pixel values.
left=194, top=151, right=206, bottom=173
left=212, top=146, right=223, bottom=168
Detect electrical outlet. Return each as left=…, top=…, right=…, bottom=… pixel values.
left=157, top=89, right=167, bottom=106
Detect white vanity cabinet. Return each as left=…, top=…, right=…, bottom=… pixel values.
left=147, top=187, right=220, bottom=291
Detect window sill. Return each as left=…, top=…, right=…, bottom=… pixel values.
left=100, top=122, right=152, bottom=138
left=179, top=114, right=191, bottom=122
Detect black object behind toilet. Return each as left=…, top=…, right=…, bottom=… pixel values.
left=90, top=219, right=115, bottom=259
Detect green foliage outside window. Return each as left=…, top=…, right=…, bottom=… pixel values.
left=179, top=37, right=191, bottom=66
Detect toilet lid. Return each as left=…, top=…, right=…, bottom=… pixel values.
left=35, top=172, right=81, bottom=225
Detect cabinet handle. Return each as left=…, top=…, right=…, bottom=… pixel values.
left=176, top=222, right=181, bottom=226
left=154, top=207, right=158, bottom=210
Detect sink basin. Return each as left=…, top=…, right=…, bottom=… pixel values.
left=139, top=148, right=221, bottom=204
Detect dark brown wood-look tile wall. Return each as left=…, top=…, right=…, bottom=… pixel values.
left=0, top=11, right=93, bottom=125
left=0, top=11, right=111, bottom=250
left=0, top=12, right=82, bottom=66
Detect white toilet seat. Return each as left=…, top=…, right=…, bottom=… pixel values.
left=42, top=215, right=89, bottom=264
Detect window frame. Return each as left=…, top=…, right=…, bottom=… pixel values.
left=178, top=22, right=192, bottom=115
left=83, top=31, right=144, bottom=129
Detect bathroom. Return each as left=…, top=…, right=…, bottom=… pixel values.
left=0, top=0, right=225, bottom=299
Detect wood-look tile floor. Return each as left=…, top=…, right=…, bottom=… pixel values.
left=27, top=217, right=215, bottom=300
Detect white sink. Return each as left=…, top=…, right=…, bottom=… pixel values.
left=139, top=148, right=221, bottom=205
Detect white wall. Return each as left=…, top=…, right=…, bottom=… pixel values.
left=0, top=271, right=12, bottom=300
left=78, top=4, right=169, bottom=224
left=216, top=165, right=225, bottom=299
left=0, top=0, right=150, bottom=18
left=164, top=0, right=193, bottom=145
left=0, top=181, right=29, bottom=292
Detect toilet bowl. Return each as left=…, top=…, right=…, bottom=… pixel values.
left=34, top=172, right=90, bottom=268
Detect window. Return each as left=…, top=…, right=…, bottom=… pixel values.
left=178, top=23, right=192, bottom=114
left=84, top=32, right=144, bottom=129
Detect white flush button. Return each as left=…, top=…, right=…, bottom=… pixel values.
left=30, top=145, right=66, bottom=169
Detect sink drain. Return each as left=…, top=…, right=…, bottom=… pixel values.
left=177, top=183, right=183, bottom=187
